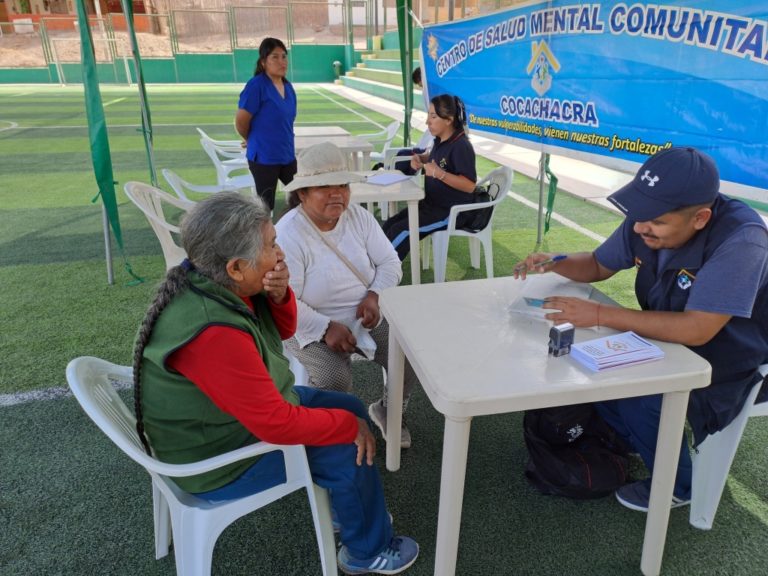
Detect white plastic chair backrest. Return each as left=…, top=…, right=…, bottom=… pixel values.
left=196, top=127, right=241, bottom=147
left=65, top=358, right=159, bottom=472
left=162, top=169, right=194, bottom=201
left=161, top=168, right=236, bottom=202
left=380, top=120, right=401, bottom=155
left=753, top=364, right=768, bottom=417
left=124, top=181, right=192, bottom=270
left=200, top=139, right=247, bottom=186
left=480, top=166, right=513, bottom=202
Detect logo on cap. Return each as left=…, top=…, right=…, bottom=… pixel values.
left=640, top=170, right=660, bottom=187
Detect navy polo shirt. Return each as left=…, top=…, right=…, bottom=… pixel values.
left=424, top=130, right=476, bottom=209
left=595, top=194, right=768, bottom=440
left=238, top=73, right=297, bottom=165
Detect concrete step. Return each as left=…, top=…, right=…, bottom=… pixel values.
left=358, top=58, right=419, bottom=72
left=350, top=66, right=403, bottom=87
left=362, top=49, right=403, bottom=60
left=339, top=75, right=426, bottom=112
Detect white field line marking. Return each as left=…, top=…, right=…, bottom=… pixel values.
left=9, top=92, right=34, bottom=97
left=0, top=377, right=132, bottom=407
left=103, top=97, right=127, bottom=107
left=0, top=121, right=19, bottom=132
left=309, top=86, right=386, bottom=131
left=506, top=190, right=608, bottom=244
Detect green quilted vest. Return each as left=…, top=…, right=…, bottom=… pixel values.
left=139, top=271, right=298, bottom=493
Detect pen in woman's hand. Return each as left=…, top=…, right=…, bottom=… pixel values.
left=514, top=254, right=568, bottom=274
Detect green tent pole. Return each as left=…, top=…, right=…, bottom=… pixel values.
left=120, top=0, right=157, bottom=187
left=76, top=0, right=123, bottom=284
left=396, top=0, right=413, bottom=147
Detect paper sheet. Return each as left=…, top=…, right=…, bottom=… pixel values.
left=366, top=172, right=411, bottom=186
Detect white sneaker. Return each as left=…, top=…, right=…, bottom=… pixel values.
left=368, top=400, right=411, bottom=449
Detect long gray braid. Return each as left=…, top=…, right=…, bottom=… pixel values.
left=133, top=192, right=271, bottom=454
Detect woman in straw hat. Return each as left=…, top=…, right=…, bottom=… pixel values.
left=277, top=142, right=421, bottom=450
left=133, top=192, right=419, bottom=574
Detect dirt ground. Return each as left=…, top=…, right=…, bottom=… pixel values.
left=0, top=27, right=355, bottom=67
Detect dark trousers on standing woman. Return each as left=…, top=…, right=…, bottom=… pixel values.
left=248, top=159, right=298, bottom=211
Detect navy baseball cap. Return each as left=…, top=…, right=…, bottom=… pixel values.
left=607, top=147, right=720, bottom=222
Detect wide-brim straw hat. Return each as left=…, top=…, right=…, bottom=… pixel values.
left=283, top=141, right=366, bottom=192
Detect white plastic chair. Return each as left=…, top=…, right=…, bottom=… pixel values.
left=161, top=168, right=238, bottom=202
left=423, top=166, right=514, bottom=283
left=65, top=356, right=338, bottom=576
left=689, top=363, right=768, bottom=530
left=199, top=139, right=255, bottom=192
left=196, top=126, right=242, bottom=148
left=124, top=182, right=193, bottom=270
left=359, top=120, right=401, bottom=167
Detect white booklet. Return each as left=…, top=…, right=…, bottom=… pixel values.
left=570, top=331, right=664, bottom=371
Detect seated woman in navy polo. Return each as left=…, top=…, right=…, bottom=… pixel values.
left=382, top=94, right=477, bottom=260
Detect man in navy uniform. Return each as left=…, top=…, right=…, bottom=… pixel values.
left=515, top=147, right=768, bottom=511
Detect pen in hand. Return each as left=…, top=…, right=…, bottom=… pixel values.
left=514, top=254, right=568, bottom=274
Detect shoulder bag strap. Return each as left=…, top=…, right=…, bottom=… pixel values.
left=297, top=207, right=371, bottom=289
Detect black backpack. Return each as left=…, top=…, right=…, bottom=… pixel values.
left=523, top=403, right=631, bottom=499
left=457, top=183, right=500, bottom=232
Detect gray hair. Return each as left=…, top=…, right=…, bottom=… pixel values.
left=133, top=192, right=270, bottom=454
left=181, top=192, right=271, bottom=289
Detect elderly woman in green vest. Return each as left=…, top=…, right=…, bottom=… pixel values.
left=133, top=192, right=419, bottom=574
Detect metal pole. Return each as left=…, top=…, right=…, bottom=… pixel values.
left=102, top=202, right=114, bottom=285
left=536, top=151, right=545, bottom=248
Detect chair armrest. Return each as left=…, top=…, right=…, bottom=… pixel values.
left=145, top=442, right=302, bottom=477
left=186, top=183, right=239, bottom=194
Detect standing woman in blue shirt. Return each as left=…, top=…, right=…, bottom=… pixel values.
left=235, top=38, right=297, bottom=212
left=382, top=94, right=477, bottom=260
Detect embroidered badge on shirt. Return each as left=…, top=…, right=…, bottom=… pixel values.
left=676, top=268, right=696, bottom=290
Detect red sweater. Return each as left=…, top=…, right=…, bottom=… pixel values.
left=167, top=289, right=358, bottom=446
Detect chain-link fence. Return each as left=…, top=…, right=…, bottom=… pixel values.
left=0, top=20, right=45, bottom=67
left=232, top=6, right=289, bottom=50
left=0, top=0, right=535, bottom=71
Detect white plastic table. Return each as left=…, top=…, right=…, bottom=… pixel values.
left=294, top=126, right=350, bottom=137
left=380, top=274, right=711, bottom=576
left=350, top=172, right=424, bottom=284
left=295, top=135, right=373, bottom=171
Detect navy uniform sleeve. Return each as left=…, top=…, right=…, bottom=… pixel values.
left=450, top=139, right=477, bottom=182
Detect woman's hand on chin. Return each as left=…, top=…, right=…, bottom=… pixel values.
left=263, top=260, right=290, bottom=304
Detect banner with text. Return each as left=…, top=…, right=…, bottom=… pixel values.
left=422, top=1, right=768, bottom=201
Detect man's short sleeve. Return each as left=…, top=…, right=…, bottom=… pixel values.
left=594, top=219, right=636, bottom=272
left=686, top=225, right=768, bottom=317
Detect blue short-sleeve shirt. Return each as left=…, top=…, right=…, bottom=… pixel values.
left=238, top=73, right=297, bottom=164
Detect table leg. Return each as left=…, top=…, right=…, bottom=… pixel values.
left=406, top=199, right=420, bottom=285
left=385, top=328, right=404, bottom=472
left=640, top=390, right=690, bottom=576
left=434, top=415, right=472, bottom=576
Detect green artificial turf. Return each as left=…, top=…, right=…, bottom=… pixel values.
left=1, top=85, right=766, bottom=576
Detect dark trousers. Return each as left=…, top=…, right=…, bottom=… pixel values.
left=383, top=201, right=450, bottom=260
left=595, top=394, right=692, bottom=498
left=248, top=159, right=297, bottom=211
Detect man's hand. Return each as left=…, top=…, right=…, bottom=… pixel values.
left=543, top=296, right=602, bottom=328
left=513, top=252, right=558, bottom=280
left=323, top=321, right=357, bottom=353
left=355, top=291, right=380, bottom=329
left=354, top=417, right=377, bottom=466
